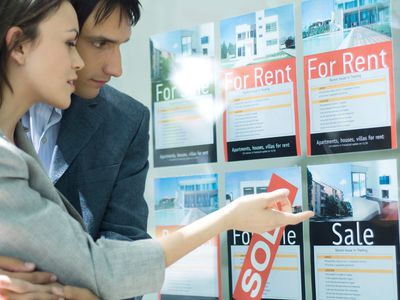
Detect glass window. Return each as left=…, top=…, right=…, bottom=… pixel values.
left=352, top=172, right=367, bottom=197
left=201, top=36, right=209, bottom=44
left=256, top=186, right=267, bottom=194
left=266, top=22, right=277, bottom=32
left=243, top=187, right=254, bottom=195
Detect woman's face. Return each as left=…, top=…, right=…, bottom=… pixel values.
left=23, top=1, right=84, bottom=109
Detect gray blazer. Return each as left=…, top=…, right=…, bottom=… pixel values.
left=0, top=125, right=165, bottom=299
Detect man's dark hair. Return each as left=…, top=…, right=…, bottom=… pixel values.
left=71, top=0, right=141, bottom=29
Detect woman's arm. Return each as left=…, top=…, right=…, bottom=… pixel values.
left=159, top=189, right=313, bottom=266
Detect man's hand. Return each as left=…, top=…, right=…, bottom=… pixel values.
left=0, top=256, right=56, bottom=285
left=0, top=276, right=62, bottom=300
left=0, top=276, right=99, bottom=300
left=63, top=286, right=99, bottom=300
left=0, top=256, right=99, bottom=300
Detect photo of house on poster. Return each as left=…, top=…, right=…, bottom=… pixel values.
left=225, top=167, right=305, bottom=299
left=302, top=0, right=397, bottom=155
left=220, top=4, right=300, bottom=162
left=150, top=23, right=217, bottom=167
left=307, top=159, right=399, bottom=300
left=154, top=174, right=220, bottom=300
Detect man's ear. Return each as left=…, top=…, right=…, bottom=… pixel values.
left=5, top=26, right=28, bottom=65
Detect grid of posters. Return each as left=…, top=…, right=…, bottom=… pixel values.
left=302, top=0, right=397, bottom=155
left=308, top=159, right=399, bottom=300
left=226, top=167, right=305, bottom=299
left=154, top=174, right=221, bottom=300
left=147, top=1, right=400, bottom=299
left=220, top=5, right=300, bottom=162
left=150, top=23, right=217, bottom=167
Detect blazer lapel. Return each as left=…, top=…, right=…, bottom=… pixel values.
left=15, top=122, right=49, bottom=172
left=15, top=123, right=87, bottom=229
left=50, top=94, right=104, bottom=183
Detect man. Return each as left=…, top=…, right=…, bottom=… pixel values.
left=0, top=0, right=150, bottom=298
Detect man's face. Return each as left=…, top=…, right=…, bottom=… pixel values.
left=74, top=6, right=131, bottom=99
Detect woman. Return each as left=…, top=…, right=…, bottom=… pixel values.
left=0, top=0, right=314, bottom=299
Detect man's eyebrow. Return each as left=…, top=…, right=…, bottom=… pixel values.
left=85, top=35, right=130, bottom=44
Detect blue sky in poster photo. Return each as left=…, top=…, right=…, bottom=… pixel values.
left=301, top=0, right=334, bottom=28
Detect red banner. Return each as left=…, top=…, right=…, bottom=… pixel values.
left=233, top=173, right=297, bottom=300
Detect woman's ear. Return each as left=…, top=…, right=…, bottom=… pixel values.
left=5, top=26, right=28, bottom=65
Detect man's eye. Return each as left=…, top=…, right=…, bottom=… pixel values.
left=93, top=41, right=106, bottom=48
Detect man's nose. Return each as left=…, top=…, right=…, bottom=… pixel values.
left=104, top=48, right=122, bottom=78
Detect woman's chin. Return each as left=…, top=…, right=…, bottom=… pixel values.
left=55, top=97, right=72, bottom=110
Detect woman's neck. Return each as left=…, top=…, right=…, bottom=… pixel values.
left=0, top=86, right=33, bottom=143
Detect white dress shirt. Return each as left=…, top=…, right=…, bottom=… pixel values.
left=21, top=103, right=62, bottom=174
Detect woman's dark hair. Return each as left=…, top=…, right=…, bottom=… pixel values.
left=0, top=0, right=66, bottom=107
left=70, top=0, right=141, bottom=30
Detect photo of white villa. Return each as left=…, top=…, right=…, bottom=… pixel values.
left=220, top=4, right=295, bottom=68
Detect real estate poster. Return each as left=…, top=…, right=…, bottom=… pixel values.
left=155, top=174, right=221, bottom=300
left=150, top=24, right=217, bottom=167
left=225, top=167, right=305, bottom=299
left=302, top=0, right=397, bottom=155
left=307, top=159, right=399, bottom=300
left=220, top=4, right=300, bottom=162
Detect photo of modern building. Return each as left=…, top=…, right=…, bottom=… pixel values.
left=225, top=167, right=302, bottom=212
left=220, top=4, right=295, bottom=67
left=155, top=174, right=219, bottom=226
left=150, top=23, right=214, bottom=82
left=302, top=0, right=391, bottom=55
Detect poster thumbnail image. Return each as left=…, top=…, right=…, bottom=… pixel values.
left=220, top=5, right=301, bottom=161
left=150, top=23, right=217, bottom=167
left=307, top=159, right=398, bottom=222
left=220, top=4, right=296, bottom=68
left=302, top=0, right=396, bottom=155
left=226, top=167, right=306, bottom=300
left=308, top=159, right=399, bottom=300
left=155, top=174, right=220, bottom=300
left=302, top=0, right=392, bottom=56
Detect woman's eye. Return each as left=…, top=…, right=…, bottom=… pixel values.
left=66, top=41, right=77, bottom=47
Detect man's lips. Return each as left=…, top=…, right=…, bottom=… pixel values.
left=91, top=79, right=108, bottom=87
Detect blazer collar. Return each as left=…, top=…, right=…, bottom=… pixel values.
left=15, top=122, right=86, bottom=229
left=50, top=94, right=104, bottom=183
left=15, top=122, right=43, bottom=165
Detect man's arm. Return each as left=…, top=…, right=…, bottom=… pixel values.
left=99, top=106, right=150, bottom=241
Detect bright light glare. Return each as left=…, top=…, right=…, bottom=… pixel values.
left=170, top=57, right=226, bottom=122
left=171, top=56, right=213, bottom=96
